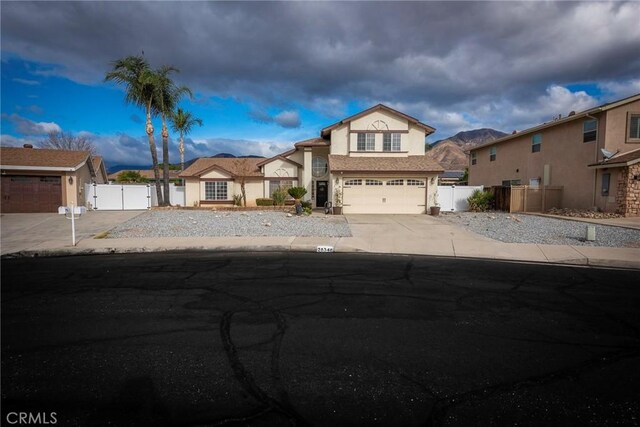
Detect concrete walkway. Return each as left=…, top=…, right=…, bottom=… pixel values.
left=1, top=211, right=639, bottom=269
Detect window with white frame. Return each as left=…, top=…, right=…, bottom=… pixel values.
left=386, top=179, right=404, bottom=186
left=269, top=180, right=293, bottom=197
left=532, top=134, right=541, bottom=153
left=383, top=133, right=401, bottom=151
left=407, top=179, right=425, bottom=186
left=312, top=157, right=328, bottom=177
left=471, top=152, right=477, bottom=165
left=583, top=119, right=597, bottom=143
left=365, top=179, right=383, bottom=186
left=628, top=113, right=640, bottom=142
left=344, top=179, right=362, bottom=186
left=357, top=133, right=375, bottom=151
left=489, top=146, right=497, bottom=161
left=205, top=181, right=228, bottom=200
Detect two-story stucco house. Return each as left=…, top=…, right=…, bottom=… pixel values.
left=180, top=104, right=444, bottom=214
left=468, top=93, right=640, bottom=216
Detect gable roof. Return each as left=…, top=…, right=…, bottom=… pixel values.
left=471, top=92, right=640, bottom=152
left=294, top=137, right=331, bottom=148
left=91, top=156, right=108, bottom=181
left=321, top=104, right=436, bottom=138
left=328, top=155, right=444, bottom=174
left=0, top=146, right=91, bottom=171
left=179, top=157, right=264, bottom=178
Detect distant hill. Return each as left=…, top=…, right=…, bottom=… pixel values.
left=426, top=128, right=507, bottom=170
left=107, top=153, right=265, bottom=173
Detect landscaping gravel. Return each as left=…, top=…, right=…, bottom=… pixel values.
left=440, top=211, right=640, bottom=248
left=108, top=210, right=352, bottom=238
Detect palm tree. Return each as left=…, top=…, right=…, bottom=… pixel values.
left=154, top=66, right=192, bottom=204
left=169, top=108, right=203, bottom=180
left=105, top=56, right=164, bottom=205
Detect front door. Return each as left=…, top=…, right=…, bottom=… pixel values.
left=316, top=181, right=328, bottom=207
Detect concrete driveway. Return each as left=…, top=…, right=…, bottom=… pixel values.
left=0, top=210, right=145, bottom=255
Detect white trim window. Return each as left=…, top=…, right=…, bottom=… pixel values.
left=583, top=119, right=597, bottom=143
left=383, top=133, right=401, bottom=151
left=532, top=134, right=541, bottom=153
left=365, top=179, right=383, bottom=186
left=205, top=181, right=228, bottom=200
left=407, top=179, right=425, bottom=186
left=386, top=179, right=404, bottom=186
left=357, top=133, right=375, bottom=151
left=628, top=113, right=640, bottom=142
left=269, top=180, right=293, bottom=196
left=489, top=146, right=497, bottom=161
left=344, top=179, right=362, bottom=186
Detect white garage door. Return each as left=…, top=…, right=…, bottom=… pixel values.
left=342, top=178, right=427, bottom=214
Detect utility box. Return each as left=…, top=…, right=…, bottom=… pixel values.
left=586, top=225, right=596, bottom=241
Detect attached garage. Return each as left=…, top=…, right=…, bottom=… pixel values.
left=0, top=146, right=107, bottom=213
left=329, top=155, right=443, bottom=214
left=1, top=175, right=62, bottom=213
left=342, top=177, right=427, bottom=214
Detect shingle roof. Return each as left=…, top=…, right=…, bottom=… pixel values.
left=328, top=155, right=444, bottom=174
left=179, top=157, right=264, bottom=178
left=587, top=147, right=640, bottom=168
left=0, top=146, right=90, bottom=169
left=294, top=138, right=330, bottom=148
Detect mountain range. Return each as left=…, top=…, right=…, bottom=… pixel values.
left=107, top=129, right=507, bottom=173
left=426, top=128, right=507, bottom=171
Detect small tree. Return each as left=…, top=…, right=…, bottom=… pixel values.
left=39, top=131, right=97, bottom=155
left=287, top=186, right=307, bottom=201
left=233, top=158, right=252, bottom=207
left=116, top=171, right=147, bottom=183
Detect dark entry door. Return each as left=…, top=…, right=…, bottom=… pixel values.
left=316, top=181, right=328, bottom=207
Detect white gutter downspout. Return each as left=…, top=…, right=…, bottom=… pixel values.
left=586, top=112, right=600, bottom=208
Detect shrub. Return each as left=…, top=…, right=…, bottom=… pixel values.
left=272, top=187, right=288, bottom=206
left=256, top=198, right=274, bottom=206
left=287, top=186, right=307, bottom=200
left=303, top=206, right=312, bottom=215
left=233, top=194, right=243, bottom=206
left=467, top=189, right=493, bottom=212
left=301, top=200, right=312, bottom=210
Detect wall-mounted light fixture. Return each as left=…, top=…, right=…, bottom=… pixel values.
left=68, top=176, right=74, bottom=185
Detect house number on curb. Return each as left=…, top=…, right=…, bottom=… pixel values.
left=316, top=246, right=334, bottom=253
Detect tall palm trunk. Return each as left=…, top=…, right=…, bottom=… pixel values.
left=179, top=132, right=185, bottom=186
left=146, top=102, right=164, bottom=206
left=161, top=113, right=171, bottom=206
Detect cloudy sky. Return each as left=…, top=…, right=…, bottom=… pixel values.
left=2, top=1, right=639, bottom=167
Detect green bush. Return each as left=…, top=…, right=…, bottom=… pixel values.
left=303, top=207, right=312, bottom=215
left=233, top=194, right=243, bottom=206
left=301, top=200, right=312, bottom=209
left=272, top=187, right=288, bottom=206
left=287, top=186, right=307, bottom=200
left=256, top=198, right=274, bottom=206
left=467, top=189, right=493, bottom=212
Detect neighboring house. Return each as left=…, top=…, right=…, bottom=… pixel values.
left=1, top=145, right=108, bottom=213
left=468, top=93, right=640, bottom=216
left=107, top=169, right=181, bottom=183
left=438, top=170, right=466, bottom=186
left=180, top=104, right=443, bottom=214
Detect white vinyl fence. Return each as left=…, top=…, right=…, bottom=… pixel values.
left=85, top=183, right=185, bottom=210
left=437, top=185, right=483, bottom=212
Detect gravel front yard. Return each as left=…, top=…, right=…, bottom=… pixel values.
left=108, top=210, right=352, bottom=238
left=440, top=211, right=640, bottom=248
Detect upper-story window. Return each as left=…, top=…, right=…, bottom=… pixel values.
left=312, top=157, right=328, bottom=177
left=583, top=119, right=597, bottom=143
left=383, top=133, right=401, bottom=151
left=532, top=134, right=542, bottom=153
left=628, top=113, right=640, bottom=142
left=471, top=152, right=477, bottom=165
left=357, top=133, right=375, bottom=151
left=489, top=146, right=497, bottom=161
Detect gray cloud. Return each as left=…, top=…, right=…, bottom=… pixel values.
left=12, top=77, right=40, bottom=85
left=1, top=113, right=61, bottom=135
left=249, top=109, right=301, bottom=128
left=130, top=114, right=143, bottom=124
left=2, top=1, right=639, bottom=140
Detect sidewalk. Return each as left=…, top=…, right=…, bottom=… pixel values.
left=2, top=211, right=639, bottom=269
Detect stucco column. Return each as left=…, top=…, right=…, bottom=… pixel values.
left=303, top=148, right=312, bottom=202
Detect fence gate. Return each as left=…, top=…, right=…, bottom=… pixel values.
left=437, top=185, right=484, bottom=212
left=85, top=183, right=186, bottom=210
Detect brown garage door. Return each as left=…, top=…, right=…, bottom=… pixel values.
left=1, top=175, right=63, bottom=213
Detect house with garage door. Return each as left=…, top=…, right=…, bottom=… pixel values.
left=1, top=145, right=107, bottom=213
left=180, top=104, right=443, bottom=214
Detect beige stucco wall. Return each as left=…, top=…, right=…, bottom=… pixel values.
left=262, top=159, right=299, bottom=178
left=350, top=110, right=409, bottom=132
left=201, top=169, right=232, bottom=179
left=231, top=180, right=263, bottom=206
left=329, top=125, right=349, bottom=155
left=593, top=168, right=621, bottom=213
left=185, top=178, right=200, bottom=207
left=603, top=99, right=640, bottom=153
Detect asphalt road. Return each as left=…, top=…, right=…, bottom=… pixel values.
left=2, top=252, right=639, bottom=426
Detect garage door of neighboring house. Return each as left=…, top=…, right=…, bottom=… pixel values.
left=1, top=175, right=62, bottom=213
left=342, top=178, right=426, bottom=214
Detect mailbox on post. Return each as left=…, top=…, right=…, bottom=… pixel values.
left=58, top=203, right=86, bottom=246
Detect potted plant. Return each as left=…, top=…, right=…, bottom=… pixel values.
left=430, top=189, right=440, bottom=216
left=333, top=184, right=343, bottom=215
left=287, top=186, right=307, bottom=215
